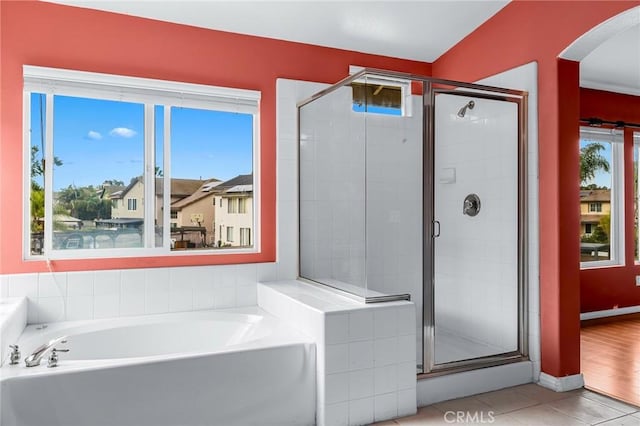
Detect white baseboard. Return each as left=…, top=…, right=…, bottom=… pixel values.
left=538, top=372, right=584, bottom=392
left=580, top=305, right=640, bottom=320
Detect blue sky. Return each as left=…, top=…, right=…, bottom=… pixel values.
left=31, top=93, right=253, bottom=190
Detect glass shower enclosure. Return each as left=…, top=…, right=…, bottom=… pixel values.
left=298, top=69, right=528, bottom=375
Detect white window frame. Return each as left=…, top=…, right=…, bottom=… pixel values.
left=226, top=226, right=234, bottom=242
left=23, top=65, right=261, bottom=259
left=580, top=127, right=625, bottom=269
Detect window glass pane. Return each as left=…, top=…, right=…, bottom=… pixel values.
left=580, top=133, right=613, bottom=263
left=170, top=106, right=253, bottom=250
left=29, top=93, right=46, bottom=255
left=52, top=95, right=144, bottom=250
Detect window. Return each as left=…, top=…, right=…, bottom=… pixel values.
left=589, top=202, right=602, bottom=212
left=580, top=127, right=624, bottom=267
left=24, top=66, right=259, bottom=258
left=226, top=226, right=234, bottom=242
left=227, top=198, right=237, bottom=214
left=238, top=198, right=246, bottom=214
left=349, top=67, right=411, bottom=116
left=240, top=228, right=251, bottom=246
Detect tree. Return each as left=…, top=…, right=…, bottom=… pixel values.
left=580, top=142, right=610, bottom=184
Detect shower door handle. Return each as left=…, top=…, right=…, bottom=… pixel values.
left=433, top=220, right=441, bottom=238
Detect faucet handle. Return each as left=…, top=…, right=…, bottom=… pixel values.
left=47, top=347, right=69, bottom=368
left=8, top=345, right=20, bottom=365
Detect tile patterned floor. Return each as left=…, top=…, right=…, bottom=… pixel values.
left=376, top=384, right=640, bottom=425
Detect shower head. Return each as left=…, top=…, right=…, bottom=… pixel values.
left=457, top=100, right=475, bottom=118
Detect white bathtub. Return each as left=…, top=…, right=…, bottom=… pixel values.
left=0, top=307, right=316, bottom=426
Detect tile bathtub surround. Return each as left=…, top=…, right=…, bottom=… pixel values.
left=0, top=263, right=277, bottom=324
left=0, top=297, right=28, bottom=365
left=258, top=280, right=417, bottom=426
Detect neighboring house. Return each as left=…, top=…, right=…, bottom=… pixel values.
left=580, top=188, right=611, bottom=236
left=170, top=179, right=221, bottom=245
left=109, top=177, right=205, bottom=225
left=213, top=174, right=253, bottom=247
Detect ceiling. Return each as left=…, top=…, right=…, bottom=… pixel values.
left=45, top=1, right=639, bottom=94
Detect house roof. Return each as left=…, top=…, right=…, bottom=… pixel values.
left=581, top=214, right=606, bottom=224
left=160, top=178, right=211, bottom=198
left=171, top=178, right=221, bottom=210
left=580, top=189, right=610, bottom=202
left=110, top=177, right=211, bottom=200
left=216, top=174, right=253, bottom=191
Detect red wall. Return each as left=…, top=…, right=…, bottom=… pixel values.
left=433, top=0, right=639, bottom=378
left=580, top=88, right=640, bottom=313
left=0, top=1, right=431, bottom=274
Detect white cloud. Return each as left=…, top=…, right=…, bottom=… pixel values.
left=109, top=127, right=137, bottom=138
left=87, top=130, right=102, bottom=140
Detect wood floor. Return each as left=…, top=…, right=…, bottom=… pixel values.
left=581, top=314, right=640, bottom=407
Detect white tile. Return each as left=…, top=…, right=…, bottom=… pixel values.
left=38, top=273, right=67, bottom=298
left=349, top=397, right=374, bottom=426
left=397, top=304, right=415, bottom=335
left=213, top=286, right=236, bottom=309
left=169, top=281, right=193, bottom=312
left=65, top=296, right=94, bottom=321
left=236, top=264, right=257, bottom=287
left=36, top=297, right=66, bottom=323
left=397, top=361, right=417, bottom=391
left=93, top=294, right=119, bottom=319
left=349, top=368, right=374, bottom=400
left=214, top=265, right=237, bottom=288
left=325, top=372, right=349, bottom=404
left=326, top=343, right=349, bottom=374
left=120, top=269, right=146, bottom=291
left=375, top=365, right=398, bottom=395
left=144, top=283, right=169, bottom=314
left=193, top=280, right=215, bottom=311
left=326, top=313, right=349, bottom=344
left=0, top=275, right=8, bottom=298
left=324, top=402, right=348, bottom=426
left=397, top=388, right=417, bottom=417
left=374, top=337, right=397, bottom=367
left=374, top=307, right=398, bottom=338
left=27, top=299, right=39, bottom=324
left=349, top=310, right=373, bottom=342
left=93, top=270, right=121, bottom=295
left=397, top=334, right=417, bottom=363
left=236, top=284, right=257, bottom=307
left=349, top=340, right=374, bottom=370
left=145, top=268, right=170, bottom=290
left=66, top=271, right=94, bottom=296
left=8, top=274, right=38, bottom=298
left=120, top=291, right=145, bottom=317
left=374, top=392, right=398, bottom=422
left=257, top=263, right=277, bottom=282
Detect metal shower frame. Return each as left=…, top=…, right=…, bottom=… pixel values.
left=297, top=68, right=529, bottom=376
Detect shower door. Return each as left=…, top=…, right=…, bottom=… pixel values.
left=425, top=89, right=527, bottom=372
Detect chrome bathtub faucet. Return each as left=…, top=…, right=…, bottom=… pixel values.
left=47, top=348, right=69, bottom=368
left=24, top=336, right=68, bottom=367
left=8, top=345, right=21, bottom=365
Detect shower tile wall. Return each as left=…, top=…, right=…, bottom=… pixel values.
left=299, top=88, right=423, bottom=362
left=433, top=94, right=519, bottom=363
